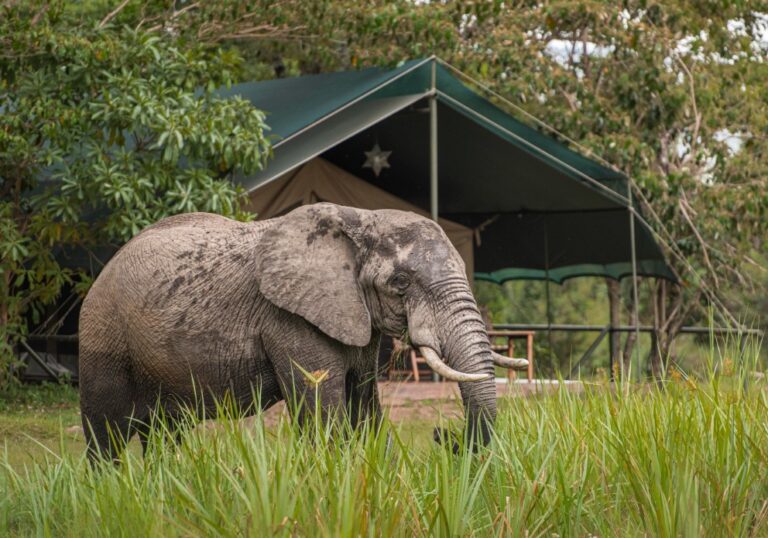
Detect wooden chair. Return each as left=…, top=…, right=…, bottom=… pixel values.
left=487, top=330, right=535, bottom=383
left=387, top=339, right=439, bottom=381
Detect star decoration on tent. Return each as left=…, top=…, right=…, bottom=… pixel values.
left=362, top=143, right=392, bottom=177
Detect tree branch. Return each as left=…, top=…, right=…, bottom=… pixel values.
left=669, top=289, right=702, bottom=337
left=660, top=284, right=684, bottom=334
left=675, top=56, right=702, bottom=165
left=678, top=189, right=719, bottom=289
left=99, top=0, right=132, bottom=29
left=30, top=3, right=49, bottom=26
left=560, top=89, right=578, bottom=112
left=135, top=2, right=308, bottom=44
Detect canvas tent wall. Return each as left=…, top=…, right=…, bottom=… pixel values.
left=245, top=157, right=475, bottom=278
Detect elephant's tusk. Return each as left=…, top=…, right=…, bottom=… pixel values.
left=419, top=347, right=493, bottom=382
left=491, top=351, right=529, bottom=371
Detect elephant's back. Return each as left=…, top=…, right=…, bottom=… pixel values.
left=137, top=212, right=234, bottom=234
left=81, top=214, right=268, bottom=376
left=87, top=213, right=251, bottom=301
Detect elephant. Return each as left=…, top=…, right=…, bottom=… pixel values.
left=78, top=202, right=527, bottom=460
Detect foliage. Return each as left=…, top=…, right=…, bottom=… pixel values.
left=0, top=382, right=79, bottom=413
left=450, top=1, right=768, bottom=366
left=71, top=0, right=461, bottom=78
left=0, top=1, right=272, bottom=385
left=2, top=336, right=766, bottom=536
left=482, top=3, right=768, bottom=365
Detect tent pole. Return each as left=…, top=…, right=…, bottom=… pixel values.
left=429, top=59, right=438, bottom=222
left=429, top=59, right=439, bottom=382
left=629, top=187, right=641, bottom=383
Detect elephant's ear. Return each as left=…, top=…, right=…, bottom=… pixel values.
left=257, top=204, right=372, bottom=347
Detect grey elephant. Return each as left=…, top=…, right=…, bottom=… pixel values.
left=79, top=202, right=526, bottom=459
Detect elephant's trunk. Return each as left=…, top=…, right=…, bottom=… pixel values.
left=431, top=279, right=497, bottom=447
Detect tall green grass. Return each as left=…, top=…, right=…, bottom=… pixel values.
left=2, top=337, right=767, bottom=537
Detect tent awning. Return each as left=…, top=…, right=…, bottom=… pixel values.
left=221, top=58, right=675, bottom=284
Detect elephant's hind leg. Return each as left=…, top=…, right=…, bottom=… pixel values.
left=79, top=350, right=141, bottom=463
left=135, top=411, right=186, bottom=457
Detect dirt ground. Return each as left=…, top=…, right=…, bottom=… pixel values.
left=261, top=379, right=583, bottom=425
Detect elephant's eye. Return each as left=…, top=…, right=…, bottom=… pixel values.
left=389, top=273, right=410, bottom=293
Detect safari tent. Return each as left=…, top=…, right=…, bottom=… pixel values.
left=22, top=57, right=678, bottom=382
left=222, top=57, right=675, bottom=285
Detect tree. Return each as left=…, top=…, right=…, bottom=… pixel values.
left=0, top=1, right=271, bottom=385
left=451, top=2, right=768, bottom=372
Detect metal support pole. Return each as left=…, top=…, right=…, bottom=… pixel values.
left=607, top=278, right=621, bottom=380
left=429, top=60, right=438, bottom=222
left=20, top=340, right=63, bottom=383
left=568, top=327, right=610, bottom=379
left=429, top=59, right=438, bottom=381
left=628, top=188, right=642, bottom=382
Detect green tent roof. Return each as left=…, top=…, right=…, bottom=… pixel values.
left=220, top=57, right=675, bottom=284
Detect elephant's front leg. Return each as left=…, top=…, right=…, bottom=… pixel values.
left=346, top=375, right=382, bottom=430
left=265, top=320, right=348, bottom=429
left=287, top=370, right=347, bottom=429
left=346, top=332, right=384, bottom=430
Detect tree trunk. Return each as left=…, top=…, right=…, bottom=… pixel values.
left=606, top=278, right=621, bottom=379
left=648, top=330, right=664, bottom=380
left=0, top=270, right=9, bottom=343
left=0, top=274, right=7, bottom=329
left=648, top=279, right=665, bottom=379
left=0, top=270, right=10, bottom=386
left=647, top=279, right=693, bottom=380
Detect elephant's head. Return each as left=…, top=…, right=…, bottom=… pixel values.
left=257, top=203, right=526, bottom=446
